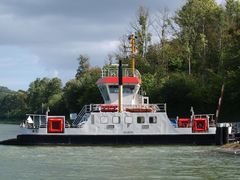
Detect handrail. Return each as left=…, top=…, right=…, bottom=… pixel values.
left=193, top=114, right=215, bottom=126
left=101, top=68, right=141, bottom=79
left=72, top=103, right=167, bottom=126
left=78, top=104, right=166, bottom=113
left=72, top=105, right=92, bottom=126
left=24, top=114, right=47, bottom=129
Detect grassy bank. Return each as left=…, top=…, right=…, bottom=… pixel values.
left=0, top=120, right=21, bottom=125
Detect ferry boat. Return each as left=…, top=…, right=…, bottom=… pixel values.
left=0, top=35, right=230, bottom=145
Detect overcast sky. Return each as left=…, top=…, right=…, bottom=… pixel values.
left=0, top=0, right=223, bottom=91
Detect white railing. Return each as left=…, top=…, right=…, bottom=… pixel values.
left=73, top=103, right=166, bottom=126
left=101, top=68, right=141, bottom=79
left=123, top=104, right=166, bottom=112
left=193, top=114, right=215, bottom=126
left=25, top=114, right=47, bottom=129
left=72, top=105, right=92, bottom=126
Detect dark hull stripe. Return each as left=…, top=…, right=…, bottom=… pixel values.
left=1, top=134, right=216, bottom=145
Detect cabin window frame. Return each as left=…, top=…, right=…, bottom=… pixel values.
left=98, top=85, right=110, bottom=101
left=100, top=116, right=108, bottom=124
left=125, top=116, right=133, bottom=124
left=112, top=116, right=121, bottom=124
left=137, top=116, right=145, bottom=124
left=108, top=85, right=136, bottom=94
left=149, top=116, right=157, bottom=124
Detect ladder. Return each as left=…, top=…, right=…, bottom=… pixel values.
left=72, top=105, right=91, bottom=126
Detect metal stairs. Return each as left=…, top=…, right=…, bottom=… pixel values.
left=72, top=105, right=91, bottom=127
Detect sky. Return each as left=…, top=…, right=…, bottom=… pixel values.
left=0, top=0, right=222, bottom=91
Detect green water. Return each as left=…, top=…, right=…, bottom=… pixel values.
left=0, top=125, right=240, bottom=180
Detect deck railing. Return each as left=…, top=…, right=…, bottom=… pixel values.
left=72, top=103, right=167, bottom=126
left=72, top=105, right=92, bottom=126
left=193, top=114, right=215, bottom=126
left=24, top=114, right=47, bottom=129
left=101, top=68, right=141, bottom=79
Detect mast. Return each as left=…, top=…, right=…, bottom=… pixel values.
left=118, top=34, right=137, bottom=112
left=118, top=59, right=123, bottom=112
left=128, top=34, right=137, bottom=77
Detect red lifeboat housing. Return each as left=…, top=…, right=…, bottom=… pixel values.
left=48, top=117, right=64, bottom=133
left=178, top=118, right=191, bottom=128
left=192, top=118, right=209, bottom=132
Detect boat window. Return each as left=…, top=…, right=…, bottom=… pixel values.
left=109, top=85, right=118, bottom=93
left=109, top=85, right=135, bottom=94
left=100, top=117, right=108, bottom=124
left=113, top=116, right=120, bottom=124
left=123, top=85, right=135, bottom=94
left=125, top=117, right=133, bottom=124
left=137, top=116, right=145, bottom=124
left=149, top=116, right=157, bottom=124
left=98, top=85, right=110, bottom=101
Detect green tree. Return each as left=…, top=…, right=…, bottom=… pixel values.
left=64, top=68, right=102, bottom=113
left=220, top=0, right=240, bottom=122
left=175, top=0, right=221, bottom=75
left=27, top=77, right=63, bottom=113
left=0, top=86, right=13, bottom=101
left=131, top=6, right=151, bottom=57
left=75, top=54, right=90, bottom=78
left=0, top=91, right=27, bottom=120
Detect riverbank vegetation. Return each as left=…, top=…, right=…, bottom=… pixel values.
left=0, top=0, right=239, bottom=123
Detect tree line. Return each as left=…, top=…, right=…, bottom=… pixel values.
left=0, top=55, right=102, bottom=122
left=0, top=0, right=239, bottom=122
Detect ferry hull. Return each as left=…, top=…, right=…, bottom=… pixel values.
left=1, top=134, right=216, bottom=145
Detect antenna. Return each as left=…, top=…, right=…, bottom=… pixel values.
left=128, top=34, right=137, bottom=77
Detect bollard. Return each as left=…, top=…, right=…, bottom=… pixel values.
left=222, top=127, right=229, bottom=144
left=216, top=127, right=223, bottom=145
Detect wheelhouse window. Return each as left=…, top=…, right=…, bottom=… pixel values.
left=109, top=85, right=118, bottom=93
left=149, top=116, right=157, bottom=124
left=109, top=85, right=135, bottom=94
left=137, top=116, right=145, bottom=124
left=123, top=85, right=135, bottom=94
left=98, top=85, right=110, bottom=101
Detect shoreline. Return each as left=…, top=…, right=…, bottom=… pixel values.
left=217, top=143, right=240, bottom=155
left=0, top=121, right=19, bottom=125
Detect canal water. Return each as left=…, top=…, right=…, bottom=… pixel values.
left=0, top=124, right=240, bottom=180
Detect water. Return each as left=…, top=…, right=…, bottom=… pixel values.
left=0, top=125, right=240, bottom=180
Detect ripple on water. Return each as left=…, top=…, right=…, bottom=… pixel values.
left=0, top=125, right=240, bottom=180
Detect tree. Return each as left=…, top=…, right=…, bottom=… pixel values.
left=27, top=77, right=63, bottom=113
left=64, top=68, right=102, bottom=113
left=223, top=0, right=240, bottom=72
left=0, top=91, right=27, bottom=120
left=75, top=54, right=90, bottom=78
left=219, top=0, right=240, bottom=122
left=175, top=0, right=221, bottom=75
left=152, top=8, right=174, bottom=74
left=130, top=6, right=151, bottom=57
left=0, top=86, right=13, bottom=101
